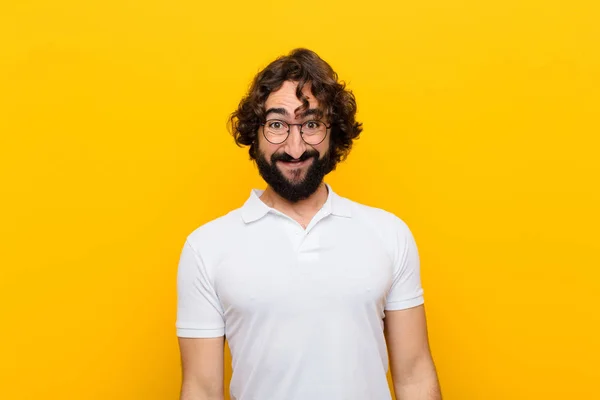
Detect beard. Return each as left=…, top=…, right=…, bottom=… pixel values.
left=255, top=148, right=331, bottom=203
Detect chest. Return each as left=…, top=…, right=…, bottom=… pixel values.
left=214, top=220, right=394, bottom=317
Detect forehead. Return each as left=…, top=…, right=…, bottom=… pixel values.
left=264, top=80, right=319, bottom=117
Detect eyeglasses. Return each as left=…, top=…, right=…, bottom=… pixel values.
left=260, top=119, right=331, bottom=145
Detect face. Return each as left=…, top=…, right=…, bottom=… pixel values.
left=255, top=80, right=332, bottom=202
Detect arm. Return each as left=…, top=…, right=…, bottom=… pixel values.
left=178, top=337, right=225, bottom=400
left=384, top=305, right=441, bottom=400
left=176, top=239, right=227, bottom=400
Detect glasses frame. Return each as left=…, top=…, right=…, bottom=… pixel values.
left=260, top=118, right=331, bottom=145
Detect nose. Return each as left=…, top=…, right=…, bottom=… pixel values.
left=283, top=124, right=308, bottom=159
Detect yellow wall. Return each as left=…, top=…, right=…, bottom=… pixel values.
left=1, top=0, right=599, bottom=398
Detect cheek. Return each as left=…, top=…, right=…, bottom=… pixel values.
left=257, top=137, right=282, bottom=159
left=316, top=137, right=332, bottom=157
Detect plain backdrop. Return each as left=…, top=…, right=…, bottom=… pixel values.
left=1, top=0, right=599, bottom=399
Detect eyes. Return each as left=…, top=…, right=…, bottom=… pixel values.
left=262, top=119, right=329, bottom=145
left=266, top=120, right=324, bottom=132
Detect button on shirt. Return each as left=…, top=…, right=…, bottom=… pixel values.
left=176, top=184, right=425, bottom=400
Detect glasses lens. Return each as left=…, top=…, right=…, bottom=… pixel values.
left=301, top=120, right=327, bottom=144
left=264, top=120, right=288, bottom=143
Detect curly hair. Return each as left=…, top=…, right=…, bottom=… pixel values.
left=228, top=48, right=363, bottom=173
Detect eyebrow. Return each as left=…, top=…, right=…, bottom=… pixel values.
left=298, top=108, right=321, bottom=118
left=264, top=107, right=289, bottom=117
left=264, top=107, right=322, bottom=119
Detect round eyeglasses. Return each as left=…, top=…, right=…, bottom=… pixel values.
left=260, top=119, right=330, bottom=145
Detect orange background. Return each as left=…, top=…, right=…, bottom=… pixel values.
left=1, top=0, right=599, bottom=399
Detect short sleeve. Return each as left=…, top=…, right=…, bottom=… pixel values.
left=384, top=219, right=425, bottom=311
left=175, top=239, right=225, bottom=338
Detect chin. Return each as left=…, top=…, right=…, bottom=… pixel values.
left=283, top=170, right=306, bottom=182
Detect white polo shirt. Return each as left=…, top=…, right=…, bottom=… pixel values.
left=176, top=184, right=425, bottom=400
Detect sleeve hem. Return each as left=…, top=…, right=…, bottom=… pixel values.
left=384, top=295, right=425, bottom=311
left=176, top=327, right=225, bottom=338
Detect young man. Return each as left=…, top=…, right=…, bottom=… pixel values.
left=176, top=48, right=442, bottom=400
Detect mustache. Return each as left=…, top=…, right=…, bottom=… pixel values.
left=271, top=151, right=318, bottom=163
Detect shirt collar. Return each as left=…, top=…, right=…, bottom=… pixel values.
left=241, top=183, right=352, bottom=224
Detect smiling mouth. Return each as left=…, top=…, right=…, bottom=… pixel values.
left=278, top=158, right=312, bottom=168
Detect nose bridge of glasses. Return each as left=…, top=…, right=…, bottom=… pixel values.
left=287, top=122, right=304, bottom=133
left=286, top=123, right=305, bottom=145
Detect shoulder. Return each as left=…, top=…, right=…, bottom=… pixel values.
left=344, top=196, right=413, bottom=237
left=341, top=195, right=419, bottom=268
left=184, top=208, right=245, bottom=254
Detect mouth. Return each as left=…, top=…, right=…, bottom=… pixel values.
left=277, top=158, right=312, bottom=169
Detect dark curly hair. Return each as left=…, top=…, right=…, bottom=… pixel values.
left=228, top=48, right=363, bottom=173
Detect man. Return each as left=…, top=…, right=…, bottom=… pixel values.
left=176, top=48, right=442, bottom=400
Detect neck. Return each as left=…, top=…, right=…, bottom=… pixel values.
left=260, top=182, right=329, bottom=220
